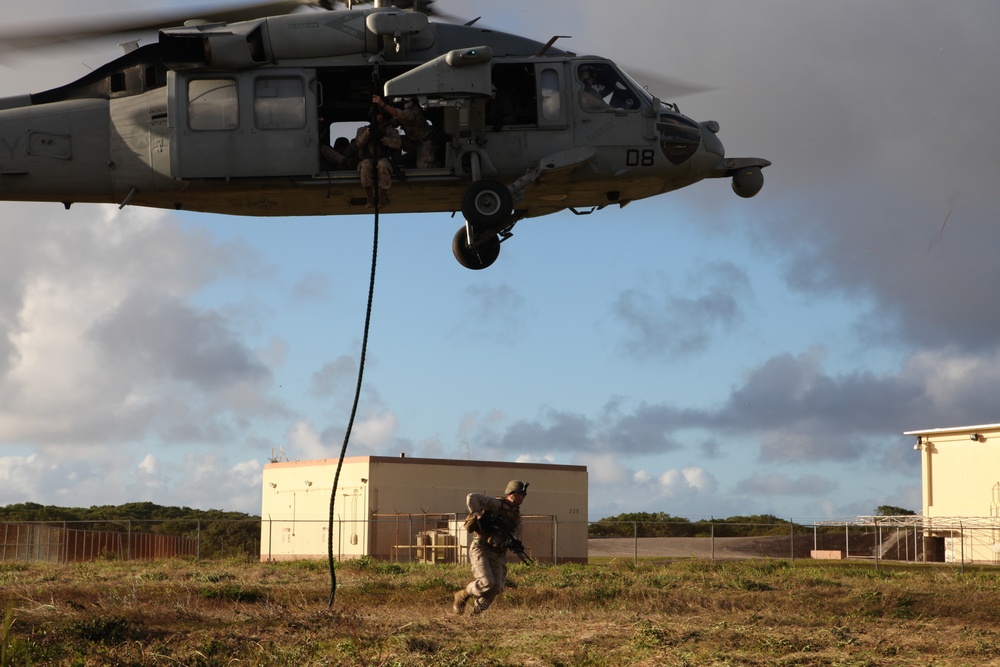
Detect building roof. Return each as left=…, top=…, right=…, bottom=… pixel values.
left=263, top=455, right=587, bottom=472
left=903, top=423, right=1000, bottom=437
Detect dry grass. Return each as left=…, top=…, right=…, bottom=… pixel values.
left=3, top=556, right=1000, bottom=665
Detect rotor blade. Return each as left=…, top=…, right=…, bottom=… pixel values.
left=623, top=66, right=717, bottom=101
left=347, top=0, right=461, bottom=21
left=0, top=0, right=312, bottom=52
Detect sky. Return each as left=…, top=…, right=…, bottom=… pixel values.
left=0, top=0, right=998, bottom=522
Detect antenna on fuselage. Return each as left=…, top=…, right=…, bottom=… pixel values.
left=536, top=35, right=571, bottom=57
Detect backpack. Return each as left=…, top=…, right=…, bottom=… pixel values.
left=464, top=511, right=481, bottom=535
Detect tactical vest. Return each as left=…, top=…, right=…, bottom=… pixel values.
left=467, top=498, right=520, bottom=551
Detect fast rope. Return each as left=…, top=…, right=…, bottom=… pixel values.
left=328, top=59, right=384, bottom=610
left=327, top=201, right=379, bottom=609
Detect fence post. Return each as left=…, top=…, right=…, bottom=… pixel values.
left=875, top=521, right=881, bottom=572
left=196, top=521, right=201, bottom=561
left=790, top=519, right=794, bottom=561
left=711, top=522, right=715, bottom=561
left=959, top=521, right=965, bottom=574
left=633, top=522, right=638, bottom=566
left=552, top=514, right=558, bottom=565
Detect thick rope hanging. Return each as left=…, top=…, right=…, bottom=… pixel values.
left=328, top=60, right=384, bottom=609
left=327, top=203, right=379, bottom=609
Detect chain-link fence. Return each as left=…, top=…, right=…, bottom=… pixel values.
left=0, top=520, right=258, bottom=563
left=5, top=516, right=1000, bottom=569
left=587, top=521, right=909, bottom=563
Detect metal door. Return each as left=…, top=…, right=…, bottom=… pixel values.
left=169, top=69, right=318, bottom=178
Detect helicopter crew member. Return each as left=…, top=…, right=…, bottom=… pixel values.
left=373, top=95, right=438, bottom=169
left=322, top=136, right=358, bottom=170
left=355, top=105, right=402, bottom=207
left=453, top=480, right=528, bottom=616
left=578, top=66, right=609, bottom=111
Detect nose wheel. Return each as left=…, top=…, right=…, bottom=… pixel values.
left=461, top=179, right=513, bottom=227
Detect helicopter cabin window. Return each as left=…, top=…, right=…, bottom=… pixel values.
left=144, top=65, right=163, bottom=91
left=578, top=63, right=641, bottom=113
left=539, top=68, right=562, bottom=122
left=487, top=63, right=537, bottom=131
left=188, top=79, right=239, bottom=131
left=254, top=77, right=307, bottom=130
left=110, top=72, right=126, bottom=95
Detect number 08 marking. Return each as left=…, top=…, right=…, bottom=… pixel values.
left=626, top=149, right=656, bottom=167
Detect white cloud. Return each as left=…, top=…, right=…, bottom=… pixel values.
left=633, top=469, right=653, bottom=485
left=353, top=410, right=399, bottom=449
left=138, top=454, right=158, bottom=475
left=659, top=467, right=717, bottom=496
left=575, top=453, right=632, bottom=485
left=514, top=452, right=555, bottom=465
left=0, top=208, right=281, bottom=448
left=0, top=453, right=38, bottom=486
left=287, top=420, right=327, bottom=460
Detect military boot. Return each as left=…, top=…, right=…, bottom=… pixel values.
left=452, top=589, right=470, bottom=615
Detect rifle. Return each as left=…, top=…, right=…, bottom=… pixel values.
left=473, top=510, right=535, bottom=565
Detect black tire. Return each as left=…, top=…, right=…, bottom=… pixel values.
left=452, top=226, right=501, bottom=270
left=732, top=166, right=764, bottom=198
left=461, top=179, right=513, bottom=229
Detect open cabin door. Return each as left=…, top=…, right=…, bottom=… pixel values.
left=168, top=68, right=318, bottom=178
left=384, top=47, right=494, bottom=177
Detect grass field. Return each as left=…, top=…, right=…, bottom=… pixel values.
left=3, top=556, right=1000, bottom=666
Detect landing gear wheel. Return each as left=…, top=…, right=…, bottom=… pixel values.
left=461, top=179, right=513, bottom=229
left=732, top=166, right=764, bottom=198
left=452, top=226, right=501, bottom=270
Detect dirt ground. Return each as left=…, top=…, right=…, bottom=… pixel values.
left=587, top=535, right=802, bottom=560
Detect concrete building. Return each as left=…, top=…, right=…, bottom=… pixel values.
left=906, top=422, right=1000, bottom=563
left=260, top=455, right=588, bottom=564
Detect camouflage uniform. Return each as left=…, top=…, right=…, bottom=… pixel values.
left=453, top=481, right=527, bottom=615
left=394, top=103, right=438, bottom=169
left=355, top=120, right=402, bottom=206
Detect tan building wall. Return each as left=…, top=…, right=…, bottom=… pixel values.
left=906, top=423, right=1000, bottom=563
left=260, top=455, right=588, bottom=564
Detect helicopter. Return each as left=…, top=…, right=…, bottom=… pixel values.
left=0, top=0, right=770, bottom=269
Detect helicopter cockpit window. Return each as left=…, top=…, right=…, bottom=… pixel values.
left=578, top=63, right=641, bottom=113
left=254, top=77, right=306, bottom=130
left=188, top=79, right=239, bottom=131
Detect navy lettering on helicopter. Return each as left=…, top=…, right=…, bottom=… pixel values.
left=0, top=136, right=20, bottom=161
left=581, top=120, right=619, bottom=146
left=0, top=0, right=770, bottom=270
left=324, top=14, right=365, bottom=40
left=626, top=149, right=656, bottom=168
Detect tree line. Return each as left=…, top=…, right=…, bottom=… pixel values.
left=590, top=505, right=916, bottom=538
left=0, top=501, right=260, bottom=559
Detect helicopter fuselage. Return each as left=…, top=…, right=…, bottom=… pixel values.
left=0, top=8, right=769, bottom=268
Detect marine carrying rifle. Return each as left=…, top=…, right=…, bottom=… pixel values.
left=468, top=509, right=535, bottom=565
